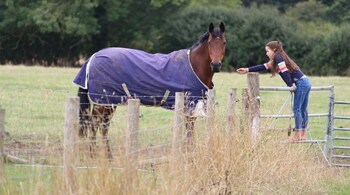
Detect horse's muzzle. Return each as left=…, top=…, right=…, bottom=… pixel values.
left=210, top=63, right=222, bottom=72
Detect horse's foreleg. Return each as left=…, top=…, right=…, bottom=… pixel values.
left=101, top=106, right=115, bottom=160
left=79, top=110, right=91, bottom=138
left=185, top=115, right=196, bottom=149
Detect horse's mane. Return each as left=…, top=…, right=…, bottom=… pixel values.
left=190, top=27, right=223, bottom=49
left=190, top=32, right=209, bottom=49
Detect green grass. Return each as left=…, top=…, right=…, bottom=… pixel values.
left=1, top=65, right=350, bottom=194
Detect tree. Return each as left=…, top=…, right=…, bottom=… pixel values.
left=0, top=0, right=188, bottom=65
left=286, top=1, right=328, bottom=22
left=155, top=5, right=245, bottom=71
left=0, top=0, right=99, bottom=65
left=241, top=0, right=307, bottom=12
left=325, top=0, right=350, bottom=23
left=190, top=0, right=241, bottom=7
left=232, top=5, right=311, bottom=70
left=304, top=24, right=350, bottom=76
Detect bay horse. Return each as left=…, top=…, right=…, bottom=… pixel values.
left=73, top=22, right=226, bottom=158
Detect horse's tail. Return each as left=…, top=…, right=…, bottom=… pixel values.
left=77, top=87, right=90, bottom=137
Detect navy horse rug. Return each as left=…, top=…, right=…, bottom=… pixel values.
left=73, top=47, right=209, bottom=109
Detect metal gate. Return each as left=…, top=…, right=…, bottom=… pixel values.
left=329, top=101, right=350, bottom=167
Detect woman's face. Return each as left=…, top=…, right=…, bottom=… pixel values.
left=265, top=46, right=274, bottom=60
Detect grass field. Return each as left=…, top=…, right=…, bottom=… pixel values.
left=1, top=65, right=350, bottom=194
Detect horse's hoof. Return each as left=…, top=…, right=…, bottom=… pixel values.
left=79, top=132, right=87, bottom=138
left=78, top=127, right=88, bottom=138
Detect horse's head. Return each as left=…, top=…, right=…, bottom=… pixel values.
left=208, top=22, right=226, bottom=72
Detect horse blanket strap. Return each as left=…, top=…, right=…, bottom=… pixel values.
left=73, top=47, right=209, bottom=109
left=121, top=83, right=169, bottom=106
left=157, top=89, right=170, bottom=106
left=122, top=83, right=132, bottom=99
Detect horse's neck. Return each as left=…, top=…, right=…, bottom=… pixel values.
left=190, top=45, right=214, bottom=89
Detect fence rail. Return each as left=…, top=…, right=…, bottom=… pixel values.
left=260, top=113, right=329, bottom=118
left=260, top=86, right=334, bottom=91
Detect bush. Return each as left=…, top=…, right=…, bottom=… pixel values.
left=156, top=5, right=245, bottom=71
left=304, top=24, right=350, bottom=76
left=157, top=5, right=314, bottom=72
left=229, top=5, right=312, bottom=72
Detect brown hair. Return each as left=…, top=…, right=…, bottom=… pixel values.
left=266, top=41, right=300, bottom=76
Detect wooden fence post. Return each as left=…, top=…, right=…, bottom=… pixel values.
left=63, top=97, right=79, bottom=194
left=125, top=99, right=140, bottom=194
left=171, top=92, right=184, bottom=169
left=226, top=88, right=237, bottom=135
left=247, top=73, right=260, bottom=144
left=0, top=109, right=4, bottom=185
left=206, top=89, right=216, bottom=145
left=241, top=88, right=249, bottom=133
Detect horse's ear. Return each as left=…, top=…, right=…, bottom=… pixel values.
left=220, top=22, right=225, bottom=33
left=209, top=23, right=214, bottom=33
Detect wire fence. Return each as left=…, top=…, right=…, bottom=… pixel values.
left=2, top=76, right=348, bottom=193
left=1, top=87, right=235, bottom=190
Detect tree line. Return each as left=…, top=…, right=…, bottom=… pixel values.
left=0, top=0, right=349, bottom=76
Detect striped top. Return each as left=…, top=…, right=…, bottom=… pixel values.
left=248, top=53, right=305, bottom=87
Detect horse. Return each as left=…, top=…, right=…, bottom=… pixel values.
left=73, top=22, right=226, bottom=158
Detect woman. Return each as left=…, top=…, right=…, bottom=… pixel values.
left=237, top=41, right=311, bottom=141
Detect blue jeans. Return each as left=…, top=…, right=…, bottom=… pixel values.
left=293, top=76, right=311, bottom=131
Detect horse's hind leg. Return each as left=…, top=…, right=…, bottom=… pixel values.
left=77, top=87, right=90, bottom=138
left=89, top=105, right=115, bottom=159
left=89, top=104, right=104, bottom=158
left=101, top=106, right=116, bottom=160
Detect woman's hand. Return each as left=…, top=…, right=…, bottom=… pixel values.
left=236, top=68, right=249, bottom=74
left=290, top=85, right=296, bottom=92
